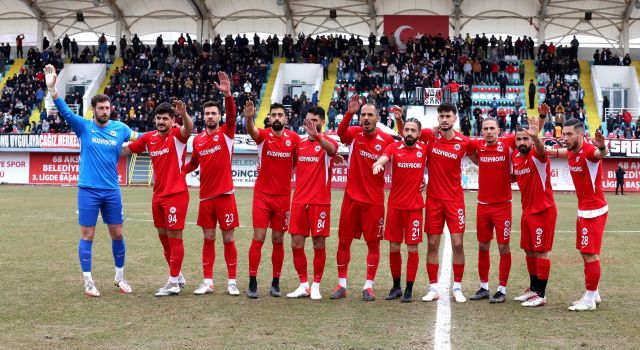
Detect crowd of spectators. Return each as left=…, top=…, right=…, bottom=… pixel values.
left=592, top=48, right=632, bottom=66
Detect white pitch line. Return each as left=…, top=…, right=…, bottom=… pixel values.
left=434, top=228, right=452, bottom=350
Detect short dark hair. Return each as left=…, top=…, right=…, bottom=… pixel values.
left=482, top=117, right=499, bottom=127
left=91, top=94, right=111, bottom=108
left=564, top=118, right=584, bottom=131
left=307, top=105, right=326, bottom=120
left=404, top=117, right=422, bottom=130
left=203, top=100, right=223, bottom=115
left=155, top=102, right=174, bottom=117
left=516, top=126, right=529, bottom=134
left=270, top=102, right=286, bottom=112
left=437, top=102, right=457, bottom=115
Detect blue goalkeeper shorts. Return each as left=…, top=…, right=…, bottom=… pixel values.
left=77, top=187, right=124, bottom=226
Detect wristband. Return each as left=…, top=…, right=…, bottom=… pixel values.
left=598, top=145, right=606, bottom=151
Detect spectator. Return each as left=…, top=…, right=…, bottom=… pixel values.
left=615, top=166, right=626, bottom=195
left=602, top=96, right=609, bottom=122
left=528, top=79, right=536, bottom=109
left=16, top=34, right=25, bottom=58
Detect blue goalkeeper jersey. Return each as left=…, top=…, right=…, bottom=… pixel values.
left=54, top=97, right=132, bottom=189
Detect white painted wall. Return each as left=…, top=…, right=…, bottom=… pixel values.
left=592, top=65, right=640, bottom=120
left=45, top=64, right=106, bottom=116
left=271, top=64, right=323, bottom=104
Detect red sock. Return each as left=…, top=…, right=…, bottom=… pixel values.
left=292, top=247, right=308, bottom=283
left=158, top=234, right=171, bottom=266
left=389, top=251, right=402, bottom=279
left=478, top=250, right=490, bottom=283
left=248, top=239, right=264, bottom=277
left=365, top=240, right=380, bottom=281
left=168, top=237, right=184, bottom=278
left=453, top=263, right=465, bottom=283
left=499, top=252, right=512, bottom=287
left=313, top=248, right=326, bottom=283
left=272, top=241, right=285, bottom=279
left=536, top=257, right=551, bottom=280
left=223, top=240, right=237, bottom=280
left=427, top=263, right=439, bottom=284
left=336, top=239, right=352, bottom=279
left=584, top=260, right=600, bottom=291
left=202, top=238, right=215, bottom=279
left=406, top=251, right=419, bottom=283
left=525, top=255, right=537, bottom=276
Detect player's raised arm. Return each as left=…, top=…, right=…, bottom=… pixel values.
left=216, top=71, right=236, bottom=137
left=304, top=118, right=337, bottom=156
left=527, top=115, right=546, bottom=158
left=391, top=105, right=404, bottom=135
left=337, top=94, right=361, bottom=141
left=244, top=100, right=260, bottom=140
left=173, top=99, right=193, bottom=139
left=537, top=103, right=550, bottom=132
left=44, top=64, right=86, bottom=133
left=592, top=129, right=609, bottom=159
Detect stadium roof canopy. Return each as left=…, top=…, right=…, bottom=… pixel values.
left=2, top=0, right=640, bottom=50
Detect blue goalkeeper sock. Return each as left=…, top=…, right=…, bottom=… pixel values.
left=112, top=239, right=126, bottom=269
left=78, top=239, right=93, bottom=273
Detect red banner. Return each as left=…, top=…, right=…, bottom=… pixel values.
left=602, top=158, right=640, bottom=192
left=29, top=153, right=127, bottom=185
left=383, top=15, right=450, bottom=47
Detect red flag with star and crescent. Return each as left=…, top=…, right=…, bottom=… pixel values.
left=383, top=15, right=450, bottom=47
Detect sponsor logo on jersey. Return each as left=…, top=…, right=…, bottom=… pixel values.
left=91, top=137, right=117, bottom=146
left=110, top=130, right=117, bottom=137
left=397, top=162, right=423, bottom=169
left=514, top=168, right=530, bottom=176
left=359, top=149, right=380, bottom=160
left=416, top=151, right=423, bottom=158
left=570, top=166, right=583, bottom=172
left=575, top=156, right=580, bottom=162
left=497, top=145, right=504, bottom=152
left=315, top=145, right=321, bottom=152
left=480, top=155, right=506, bottom=163
left=149, top=148, right=170, bottom=157
left=199, top=145, right=222, bottom=156
left=375, top=144, right=382, bottom=151
left=454, top=144, right=461, bottom=151
left=213, top=135, right=219, bottom=142
left=432, top=147, right=458, bottom=159
left=267, top=150, right=292, bottom=158
left=285, top=140, right=292, bottom=147
left=299, top=156, right=319, bottom=162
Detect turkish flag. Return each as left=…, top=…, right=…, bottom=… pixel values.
left=383, top=15, right=449, bottom=46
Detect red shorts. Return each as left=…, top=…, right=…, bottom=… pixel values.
left=289, top=204, right=331, bottom=237
left=152, top=191, right=189, bottom=230
left=424, top=198, right=466, bottom=235
left=338, top=193, right=384, bottom=241
left=384, top=207, right=423, bottom=244
left=252, top=190, right=291, bottom=232
left=197, top=194, right=240, bottom=230
left=520, top=206, right=557, bottom=252
left=476, top=202, right=512, bottom=244
left=576, top=213, right=608, bottom=254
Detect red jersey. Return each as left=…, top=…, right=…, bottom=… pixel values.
left=184, top=96, right=237, bottom=199
left=254, top=128, right=300, bottom=196
left=383, top=141, right=427, bottom=210
left=338, top=114, right=395, bottom=204
left=420, top=129, right=473, bottom=202
left=471, top=136, right=515, bottom=204
left=512, top=150, right=555, bottom=214
left=568, top=141, right=608, bottom=217
left=292, top=135, right=338, bottom=205
left=128, top=126, right=188, bottom=197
